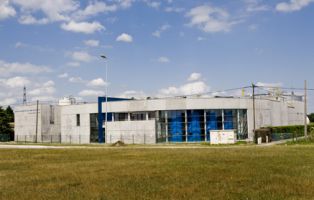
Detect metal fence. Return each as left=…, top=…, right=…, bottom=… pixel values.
left=0, top=134, right=10, bottom=142
left=13, top=134, right=156, bottom=144
left=14, top=135, right=93, bottom=144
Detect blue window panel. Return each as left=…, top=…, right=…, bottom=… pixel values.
left=187, top=110, right=202, bottom=142
left=206, top=111, right=218, bottom=141
left=102, top=113, right=113, bottom=122
left=169, top=111, right=184, bottom=142
left=224, top=110, right=234, bottom=130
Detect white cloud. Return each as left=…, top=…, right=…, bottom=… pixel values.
left=248, top=24, right=258, bottom=31
left=0, top=77, right=59, bottom=105
left=0, top=60, right=51, bottom=77
left=12, top=0, right=78, bottom=22
left=0, top=98, right=17, bottom=106
left=43, top=80, right=55, bottom=87
left=61, top=21, right=105, bottom=34
left=66, top=62, right=80, bottom=67
left=87, top=78, right=107, bottom=87
left=188, top=73, right=202, bottom=82
left=30, top=95, right=56, bottom=102
left=29, top=80, right=55, bottom=96
left=0, top=0, right=16, bottom=20
left=145, top=1, right=161, bottom=9
left=58, top=73, right=68, bottom=78
left=69, top=77, right=84, bottom=83
left=116, top=33, right=133, bottom=42
left=157, top=57, right=170, bottom=63
left=276, top=0, right=314, bottom=12
left=118, top=90, right=147, bottom=99
left=84, top=39, right=100, bottom=47
left=152, top=24, right=171, bottom=38
left=244, top=0, right=270, bottom=12
left=256, top=82, right=283, bottom=88
left=164, top=7, right=185, bottom=13
left=159, top=81, right=210, bottom=97
left=186, top=5, right=240, bottom=33
left=15, top=42, right=27, bottom=48
left=158, top=73, right=210, bottom=97
left=2, top=76, right=30, bottom=88
left=79, top=90, right=105, bottom=97
left=18, top=15, right=49, bottom=25
left=71, top=51, right=93, bottom=62
left=116, top=0, right=134, bottom=8
left=74, top=1, right=117, bottom=20
left=197, top=36, right=206, bottom=41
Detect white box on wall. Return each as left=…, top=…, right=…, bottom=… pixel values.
left=210, top=130, right=236, bottom=145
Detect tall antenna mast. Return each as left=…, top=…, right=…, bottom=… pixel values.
left=23, top=86, right=27, bottom=105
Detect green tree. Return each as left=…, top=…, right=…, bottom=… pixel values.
left=0, top=106, right=13, bottom=135
left=5, top=106, right=14, bottom=122
left=309, top=113, right=314, bottom=123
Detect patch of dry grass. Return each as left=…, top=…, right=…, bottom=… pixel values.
left=1, top=146, right=314, bottom=200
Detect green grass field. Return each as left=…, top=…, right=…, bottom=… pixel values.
left=1, top=145, right=314, bottom=200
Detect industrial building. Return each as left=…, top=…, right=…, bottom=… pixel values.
left=14, top=94, right=305, bottom=144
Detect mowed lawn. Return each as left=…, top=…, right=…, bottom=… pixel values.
left=1, top=146, right=314, bottom=200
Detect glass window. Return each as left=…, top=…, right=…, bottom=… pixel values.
left=237, top=109, right=248, bottom=139
left=168, top=111, right=186, bottom=142
left=114, top=113, right=128, bottom=121
left=50, top=105, right=54, bottom=124
left=224, top=110, right=237, bottom=130
left=130, top=112, right=146, bottom=121
left=187, top=110, right=204, bottom=142
left=102, top=113, right=113, bottom=122
left=206, top=110, right=223, bottom=130
left=76, top=114, right=80, bottom=126
left=148, top=111, right=156, bottom=120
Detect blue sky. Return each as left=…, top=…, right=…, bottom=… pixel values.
left=0, top=0, right=313, bottom=110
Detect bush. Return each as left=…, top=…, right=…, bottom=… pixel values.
left=265, top=124, right=314, bottom=141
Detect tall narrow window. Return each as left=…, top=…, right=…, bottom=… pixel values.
left=76, top=114, right=80, bottom=126
left=50, top=105, right=54, bottom=124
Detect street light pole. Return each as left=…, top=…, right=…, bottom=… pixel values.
left=101, top=55, right=108, bottom=143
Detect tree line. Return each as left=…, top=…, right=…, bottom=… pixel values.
left=309, top=113, right=314, bottom=123
left=0, top=106, right=14, bottom=140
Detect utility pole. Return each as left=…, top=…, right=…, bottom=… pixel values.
left=304, top=80, right=308, bottom=138
left=252, top=84, right=256, bottom=135
left=100, top=55, right=108, bottom=143
left=35, top=100, right=39, bottom=143
left=23, top=86, right=27, bottom=105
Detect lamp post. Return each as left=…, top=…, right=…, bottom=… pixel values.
left=101, top=55, right=108, bottom=143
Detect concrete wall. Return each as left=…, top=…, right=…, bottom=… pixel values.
left=59, top=97, right=305, bottom=143
left=15, top=104, right=41, bottom=142
left=60, top=104, right=91, bottom=144
left=14, top=96, right=305, bottom=144
left=40, top=105, right=61, bottom=142
left=106, top=120, right=156, bottom=144
left=14, top=104, right=61, bottom=142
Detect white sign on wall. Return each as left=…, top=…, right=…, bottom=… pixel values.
left=210, top=130, right=236, bottom=145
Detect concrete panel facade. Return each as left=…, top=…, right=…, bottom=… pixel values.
left=106, top=120, right=156, bottom=144
left=14, top=96, right=305, bottom=144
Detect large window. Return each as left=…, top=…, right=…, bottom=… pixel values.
left=168, top=111, right=186, bottom=142
left=187, top=110, right=204, bottom=142
left=156, top=109, right=248, bottom=143
left=224, top=109, right=237, bottom=130
left=238, top=110, right=248, bottom=139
